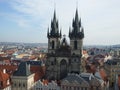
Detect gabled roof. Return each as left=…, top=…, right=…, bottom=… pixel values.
left=13, top=62, right=31, bottom=76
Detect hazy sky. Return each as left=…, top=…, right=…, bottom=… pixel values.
left=0, top=0, right=120, bottom=45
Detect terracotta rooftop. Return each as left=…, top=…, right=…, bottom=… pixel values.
left=99, top=68, right=107, bottom=81
left=0, top=69, right=9, bottom=81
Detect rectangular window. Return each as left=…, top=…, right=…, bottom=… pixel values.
left=74, top=41, right=77, bottom=49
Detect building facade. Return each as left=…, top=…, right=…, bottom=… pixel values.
left=11, top=62, right=34, bottom=90
left=46, top=9, right=84, bottom=80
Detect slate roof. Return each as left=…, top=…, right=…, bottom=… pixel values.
left=62, top=73, right=84, bottom=84
left=13, top=61, right=31, bottom=76
left=80, top=73, right=94, bottom=83
left=105, top=60, right=117, bottom=65
left=27, top=61, right=42, bottom=66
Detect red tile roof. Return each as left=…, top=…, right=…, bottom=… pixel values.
left=99, top=69, right=107, bottom=81
left=42, top=80, right=49, bottom=85
left=30, top=66, right=46, bottom=82
left=0, top=70, right=9, bottom=81
left=0, top=65, right=18, bottom=75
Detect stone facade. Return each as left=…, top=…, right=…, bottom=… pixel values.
left=11, top=62, right=34, bottom=90
left=46, top=9, right=84, bottom=80
left=11, top=74, right=34, bottom=90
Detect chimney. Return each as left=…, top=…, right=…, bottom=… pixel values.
left=3, top=69, right=6, bottom=73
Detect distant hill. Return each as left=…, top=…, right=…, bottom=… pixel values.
left=112, top=44, right=120, bottom=48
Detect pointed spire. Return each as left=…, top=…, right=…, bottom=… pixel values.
left=69, top=9, right=84, bottom=39
left=75, top=8, right=79, bottom=21
left=81, top=26, right=84, bottom=33
left=79, top=18, right=81, bottom=27
left=53, top=9, right=56, bottom=21
left=47, top=27, right=49, bottom=37
left=47, top=9, right=61, bottom=38
left=60, top=29, right=62, bottom=37
left=69, top=27, right=71, bottom=37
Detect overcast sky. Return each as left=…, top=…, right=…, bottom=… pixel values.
left=0, top=0, right=120, bottom=45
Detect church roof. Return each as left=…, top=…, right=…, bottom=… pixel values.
left=13, top=61, right=31, bottom=76
left=62, top=73, right=85, bottom=84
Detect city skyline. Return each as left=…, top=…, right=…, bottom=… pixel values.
left=0, top=0, right=120, bottom=45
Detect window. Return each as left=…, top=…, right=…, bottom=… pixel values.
left=81, top=87, right=83, bottom=90
left=74, top=41, right=77, bottom=49
left=19, top=83, right=21, bottom=87
left=52, top=41, right=55, bottom=49
left=74, top=87, right=76, bottom=90
left=66, top=86, right=68, bottom=90
left=77, top=87, right=79, bottom=90
left=62, top=86, right=64, bottom=89
left=85, top=87, right=88, bottom=90
left=96, top=86, right=99, bottom=90
left=23, top=83, right=25, bottom=87
left=14, top=83, right=16, bottom=87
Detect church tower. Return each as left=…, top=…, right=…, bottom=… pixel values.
left=69, top=9, right=84, bottom=73
left=46, top=9, right=84, bottom=80
left=47, top=10, right=61, bottom=53
left=69, top=9, right=84, bottom=55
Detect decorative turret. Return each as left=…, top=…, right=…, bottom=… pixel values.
left=69, top=9, right=84, bottom=39
left=47, top=10, right=61, bottom=38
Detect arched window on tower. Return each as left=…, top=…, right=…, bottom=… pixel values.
left=74, top=40, right=77, bottom=49
left=52, top=40, right=55, bottom=49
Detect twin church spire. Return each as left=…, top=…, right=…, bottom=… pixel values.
left=47, top=9, right=84, bottom=39
left=47, top=10, right=61, bottom=38
left=69, top=9, right=84, bottom=39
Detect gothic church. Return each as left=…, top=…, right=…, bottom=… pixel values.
left=46, top=9, right=84, bottom=80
